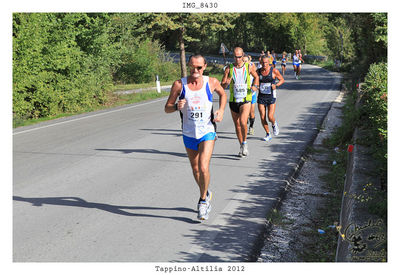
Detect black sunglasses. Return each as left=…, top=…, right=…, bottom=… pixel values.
left=191, top=66, right=204, bottom=70
left=234, top=55, right=243, bottom=59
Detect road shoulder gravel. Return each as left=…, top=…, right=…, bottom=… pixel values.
left=257, top=89, right=346, bottom=262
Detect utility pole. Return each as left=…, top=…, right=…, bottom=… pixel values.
left=339, top=31, right=343, bottom=65
left=178, top=26, right=187, bottom=78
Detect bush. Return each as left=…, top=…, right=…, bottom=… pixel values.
left=13, top=13, right=181, bottom=122
left=325, top=84, right=359, bottom=148
left=360, top=62, right=387, bottom=180
left=113, top=40, right=180, bottom=84
left=13, top=13, right=112, bottom=120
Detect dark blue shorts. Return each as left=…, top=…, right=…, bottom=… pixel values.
left=257, top=94, right=276, bottom=106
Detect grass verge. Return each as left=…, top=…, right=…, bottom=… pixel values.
left=13, top=89, right=170, bottom=128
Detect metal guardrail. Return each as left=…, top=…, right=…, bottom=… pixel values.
left=167, top=52, right=327, bottom=65
left=303, top=55, right=328, bottom=62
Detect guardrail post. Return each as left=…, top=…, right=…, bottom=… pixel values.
left=156, top=75, right=161, bottom=93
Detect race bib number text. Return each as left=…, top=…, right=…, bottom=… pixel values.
left=260, top=82, right=272, bottom=94
left=234, top=84, right=247, bottom=99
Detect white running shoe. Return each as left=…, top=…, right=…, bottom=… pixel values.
left=197, top=201, right=211, bottom=220
left=249, top=127, right=255, bottom=135
left=263, top=134, right=272, bottom=141
left=206, top=190, right=212, bottom=204
left=238, top=144, right=244, bottom=157
left=242, top=143, right=249, bottom=157
left=272, top=122, right=279, bottom=136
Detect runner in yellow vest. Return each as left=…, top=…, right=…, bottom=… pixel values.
left=267, top=51, right=274, bottom=66
left=243, top=55, right=257, bottom=135
left=221, top=47, right=259, bottom=157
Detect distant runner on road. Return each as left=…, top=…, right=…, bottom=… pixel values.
left=297, top=49, right=305, bottom=79
left=271, top=50, right=277, bottom=68
left=257, top=50, right=265, bottom=69
left=281, top=51, right=287, bottom=76
left=267, top=50, right=274, bottom=67
left=257, top=55, right=284, bottom=141
left=164, top=54, right=227, bottom=221
left=243, top=54, right=257, bottom=135
left=293, top=49, right=300, bottom=79
left=221, top=47, right=259, bottom=157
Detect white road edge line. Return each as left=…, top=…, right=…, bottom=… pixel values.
left=13, top=97, right=167, bottom=136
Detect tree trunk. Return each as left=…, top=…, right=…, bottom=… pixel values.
left=178, top=27, right=187, bottom=78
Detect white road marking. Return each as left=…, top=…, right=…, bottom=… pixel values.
left=13, top=98, right=167, bottom=136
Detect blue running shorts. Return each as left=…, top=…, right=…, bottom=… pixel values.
left=251, top=92, right=257, bottom=104
left=183, top=132, right=216, bottom=151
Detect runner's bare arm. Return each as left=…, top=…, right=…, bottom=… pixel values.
left=250, top=65, right=259, bottom=90
left=220, top=67, right=231, bottom=89
left=272, top=69, right=285, bottom=90
left=164, top=80, right=185, bottom=113
left=209, top=77, right=227, bottom=122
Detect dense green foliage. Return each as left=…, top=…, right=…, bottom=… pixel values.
left=13, top=12, right=387, bottom=122
left=107, top=14, right=181, bottom=83
left=12, top=13, right=179, bottom=120
left=360, top=62, right=387, bottom=181
left=324, top=13, right=387, bottom=75
left=13, top=13, right=113, bottom=119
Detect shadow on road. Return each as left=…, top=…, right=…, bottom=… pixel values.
left=96, top=148, right=187, bottom=158
left=13, top=196, right=200, bottom=224
left=96, top=148, right=242, bottom=162
left=139, top=128, right=182, bottom=137
left=177, top=98, right=340, bottom=261
left=139, top=128, right=237, bottom=141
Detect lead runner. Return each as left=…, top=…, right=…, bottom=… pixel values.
left=164, top=54, right=227, bottom=221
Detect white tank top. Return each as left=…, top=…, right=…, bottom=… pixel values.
left=293, top=54, right=299, bottom=64
left=232, top=65, right=248, bottom=100
left=180, top=76, right=215, bottom=139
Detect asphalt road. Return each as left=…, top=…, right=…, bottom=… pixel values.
left=13, top=64, right=342, bottom=262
